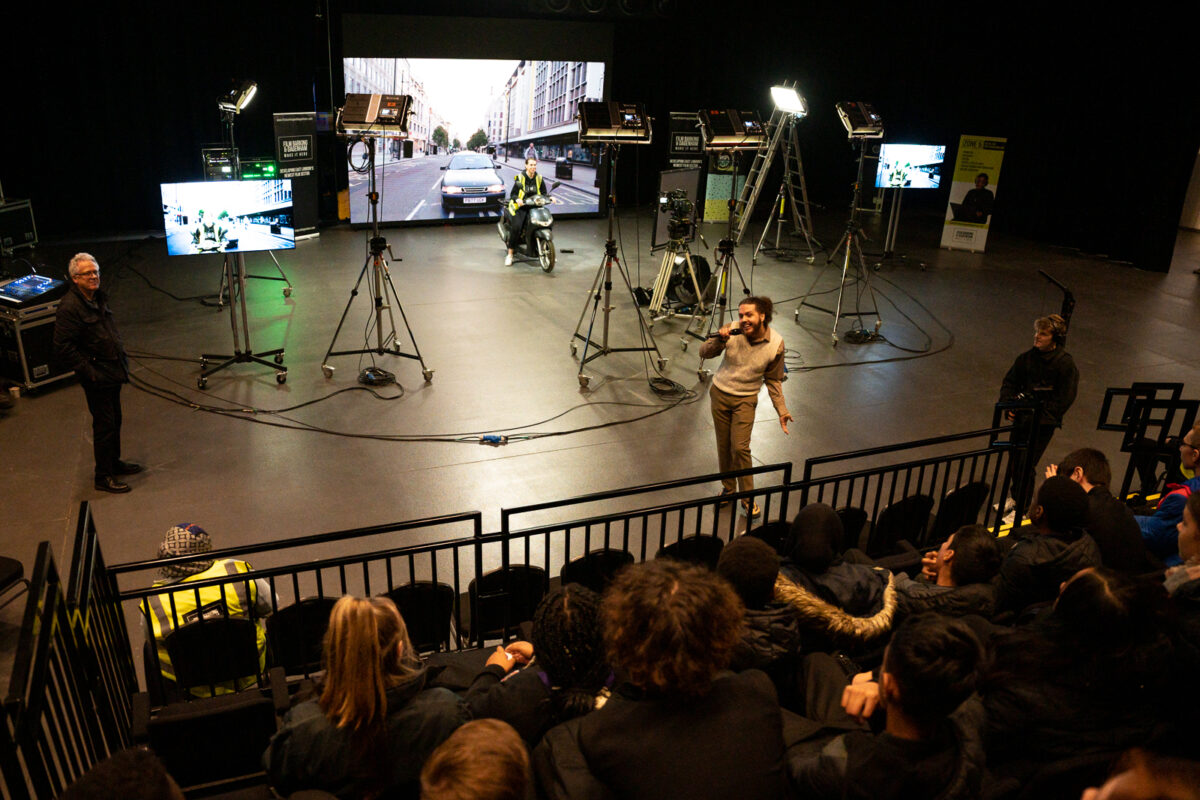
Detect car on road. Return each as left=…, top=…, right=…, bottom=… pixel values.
left=440, top=153, right=506, bottom=211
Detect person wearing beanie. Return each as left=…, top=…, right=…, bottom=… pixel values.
left=774, top=504, right=897, bottom=655
left=994, top=476, right=1102, bottom=614
left=142, top=523, right=273, bottom=698
left=717, top=536, right=804, bottom=708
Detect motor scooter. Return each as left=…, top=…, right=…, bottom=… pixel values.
left=498, top=185, right=559, bottom=272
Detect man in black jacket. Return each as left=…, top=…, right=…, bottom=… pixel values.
left=53, top=252, right=141, bottom=493
left=894, top=525, right=1001, bottom=621
left=1049, top=447, right=1158, bottom=573
left=998, top=313, right=1079, bottom=519
left=995, top=476, right=1102, bottom=613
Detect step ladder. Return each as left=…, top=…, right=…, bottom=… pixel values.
left=732, top=82, right=816, bottom=247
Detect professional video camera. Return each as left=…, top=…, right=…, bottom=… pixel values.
left=658, top=189, right=695, bottom=240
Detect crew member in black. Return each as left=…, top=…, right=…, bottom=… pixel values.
left=53, top=252, right=141, bottom=493
left=998, top=313, right=1078, bottom=517
left=505, top=157, right=550, bottom=265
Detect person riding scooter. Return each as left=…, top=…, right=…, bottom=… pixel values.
left=505, top=157, right=551, bottom=266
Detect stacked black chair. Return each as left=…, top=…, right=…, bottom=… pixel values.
left=560, top=549, right=634, bottom=593
left=384, top=581, right=456, bottom=653
left=467, top=565, right=548, bottom=645
left=655, top=536, right=725, bottom=569
left=266, top=596, right=338, bottom=675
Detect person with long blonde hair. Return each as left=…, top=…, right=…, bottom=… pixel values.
left=265, top=596, right=467, bottom=799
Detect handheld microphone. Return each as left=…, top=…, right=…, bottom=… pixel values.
left=709, top=327, right=743, bottom=339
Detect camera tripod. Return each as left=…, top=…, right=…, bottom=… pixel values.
left=647, top=233, right=708, bottom=321
left=570, top=143, right=667, bottom=389
left=795, top=137, right=881, bottom=346
left=686, top=151, right=752, bottom=378
left=321, top=136, right=432, bottom=383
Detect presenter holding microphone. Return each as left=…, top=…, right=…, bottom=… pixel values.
left=699, top=296, right=793, bottom=518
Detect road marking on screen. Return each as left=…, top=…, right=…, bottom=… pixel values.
left=406, top=200, right=426, bottom=221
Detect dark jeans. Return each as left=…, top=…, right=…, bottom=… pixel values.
left=83, top=383, right=122, bottom=479
left=1010, top=419, right=1056, bottom=512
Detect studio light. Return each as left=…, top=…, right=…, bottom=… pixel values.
left=218, top=80, right=258, bottom=114
left=771, top=85, right=807, bottom=117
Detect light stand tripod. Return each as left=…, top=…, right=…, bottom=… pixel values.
left=794, top=138, right=881, bottom=346
left=321, top=136, right=432, bottom=384
left=686, top=150, right=752, bottom=379
left=751, top=114, right=821, bottom=265
left=570, top=143, right=666, bottom=389
left=213, top=106, right=293, bottom=305
left=197, top=251, right=287, bottom=388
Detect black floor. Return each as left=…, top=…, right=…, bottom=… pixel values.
left=2, top=207, right=1198, bottom=591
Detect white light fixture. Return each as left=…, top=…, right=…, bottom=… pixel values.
left=771, top=85, right=807, bottom=117
left=218, top=80, right=258, bottom=114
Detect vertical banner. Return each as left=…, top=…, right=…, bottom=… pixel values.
left=704, top=151, right=746, bottom=223
left=940, top=134, right=1006, bottom=252
left=273, top=112, right=319, bottom=237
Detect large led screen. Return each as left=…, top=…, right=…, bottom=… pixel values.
left=161, top=180, right=295, bottom=255
left=343, top=58, right=607, bottom=224
left=874, top=144, right=946, bottom=189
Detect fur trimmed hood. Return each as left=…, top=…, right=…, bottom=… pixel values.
left=774, top=569, right=898, bottom=646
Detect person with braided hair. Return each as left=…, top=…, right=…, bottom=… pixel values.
left=463, top=583, right=611, bottom=746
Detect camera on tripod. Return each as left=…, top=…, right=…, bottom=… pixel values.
left=658, top=189, right=695, bottom=240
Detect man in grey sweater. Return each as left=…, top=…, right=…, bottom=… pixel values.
left=699, top=296, right=792, bottom=518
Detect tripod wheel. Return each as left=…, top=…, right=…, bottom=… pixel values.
left=656, top=358, right=668, bottom=371
left=197, top=377, right=208, bottom=390
left=322, top=365, right=335, bottom=379
left=283, top=287, right=293, bottom=298
left=578, top=374, right=590, bottom=389
left=276, top=372, right=287, bottom=384
left=422, top=369, right=434, bottom=382
left=274, top=353, right=284, bottom=365
left=680, top=339, right=688, bottom=351
left=569, top=342, right=577, bottom=356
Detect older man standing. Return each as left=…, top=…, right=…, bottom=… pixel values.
left=53, top=252, right=141, bottom=493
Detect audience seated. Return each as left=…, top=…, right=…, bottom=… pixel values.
left=463, top=583, right=610, bottom=745
left=1051, top=448, right=1159, bottom=573
left=420, top=719, right=530, bottom=800
left=716, top=535, right=803, bottom=707
left=264, top=596, right=467, bottom=799
left=1164, top=491, right=1200, bottom=596
left=533, top=560, right=787, bottom=800
left=60, top=747, right=184, bottom=800
left=893, top=524, right=1001, bottom=620
left=775, top=503, right=897, bottom=653
left=789, top=613, right=985, bottom=800
left=982, top=568, right=1174, bottom=788
left=142, top=523, right=272, bottom=696
left=995, top=476, right=1102, bottom=614
left=1135, top=474, right=1200, bottom=566
left=1081, top=748, right=1200, bottom=800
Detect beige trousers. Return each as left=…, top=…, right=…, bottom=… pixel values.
left=710, top=384, right=759, bottom=492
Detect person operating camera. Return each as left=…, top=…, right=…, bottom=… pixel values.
left=505, top=157, right=550, bottom=266
left=698, top=296, right=793, bottom=519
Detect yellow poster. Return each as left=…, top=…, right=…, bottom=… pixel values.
left=940, top=135, right=1006, bottom=252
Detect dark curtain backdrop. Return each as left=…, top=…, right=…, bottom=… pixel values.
left=7, top=1, right=1197, bottom=271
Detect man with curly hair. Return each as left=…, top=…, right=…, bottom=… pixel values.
left=534, top=560, right=788, bottom=800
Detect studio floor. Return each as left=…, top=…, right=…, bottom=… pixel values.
left=2, top=207, right=1198, bottom=591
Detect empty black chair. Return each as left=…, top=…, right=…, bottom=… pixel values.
left=384, top=581, right=456, bottom=653
left=468, top=565, right=548, bottom=644
left=132, top=669, right=287, bottom=793
left=835, top=507, right=869, bottom=552
left=655, top=536, right=725, bottom=569
left=164, top=616, right=262, bottom=697
left=560, top=549, right=634, bottom=593
left=925, top=481, right=991, bottom=548
left=867, top=494, right=934, bottom=558
left=744, top=521, right=791, bottom=556
left=266, top=596, right=337, bottom=675
left=0, top=556, right=29, bottom=612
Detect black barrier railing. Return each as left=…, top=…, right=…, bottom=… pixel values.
left=799, top=424, right=1021, bottom=543
left=2, top=543, right=126, bottom=799
left=1097, top=383, right=1197, bottom=498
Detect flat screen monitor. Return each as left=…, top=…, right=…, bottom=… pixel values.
left=874, top=144, right=945, bottom=189
left=160, top=180, right=295, bottom=256
left=342, top=57, right=607, bottom=225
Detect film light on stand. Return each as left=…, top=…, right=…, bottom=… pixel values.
left=218, top=80, right=258, bottom=114
left=771, top=85, right=807, bottom=117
